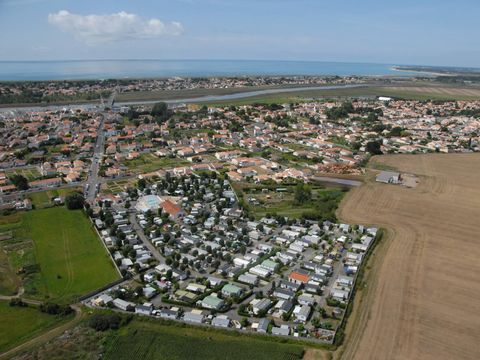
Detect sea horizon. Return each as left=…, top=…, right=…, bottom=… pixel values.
left=0, top=59, right=440, bottom=81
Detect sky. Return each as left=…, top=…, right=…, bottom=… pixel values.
left=0, top=0, right=479, bottom=67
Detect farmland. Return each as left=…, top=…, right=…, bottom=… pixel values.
left=0, top=207, right=120, bottom=303
left=5, top=167, right=41, bottom=182
left=335, top=154, right=480, bottom=360
left=0, top=301, right=68, bottom=354
left=103, top=321, right=304, bottom=360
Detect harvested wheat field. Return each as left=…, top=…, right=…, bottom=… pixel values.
left=333, top=153, right=480, bottom=360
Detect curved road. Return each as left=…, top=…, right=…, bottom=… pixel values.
left=0, top=84, right=367, bottom=113
left=0, top=296, right=83, bottom=359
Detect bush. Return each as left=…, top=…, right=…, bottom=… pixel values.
left=88, top=313, right=121, bottom=331
left=9, top=298, right=27, bottom=307
left=40, top=302, right=74, bottom=316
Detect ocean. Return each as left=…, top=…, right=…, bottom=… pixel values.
left=0, top=60, right=417, bottom=81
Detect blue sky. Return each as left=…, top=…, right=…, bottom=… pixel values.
left=0, top=0, right=479, bottom=67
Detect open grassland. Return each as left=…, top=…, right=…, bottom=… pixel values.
left=0, top=245, right=20, bottom=295
left=0, top=301, right=68, bottom=354
left=103, top=321, right=304, bottom=360
left=335, top=153, right=480, bottom=360
left=115, top=84, right=323, bottom=102
left=232, top=181, right=346, bottom=220
left=0, top=208, right=119, bottom=303
left=203, top=84, right=480, bottom=106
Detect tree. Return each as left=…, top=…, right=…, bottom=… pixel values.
left=366, top=140, right=383, bottom=155
left=137, top=178, right=147, bottom=191
left=65, top=193, right=85, bottom=210
left=240, top=317, right=250, bottom=328
left=151, top=102, right=169, bottom=123
left=88, top=313, right=123, bottom=331
left=10, top=174, right=29, bottom=190
left=294, top=183, right=311, bottom=204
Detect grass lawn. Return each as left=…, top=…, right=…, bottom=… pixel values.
left=0, top=207, right=120, bottom=303
left=123, top=153, right=190, bottom=174
left=0, top=300, right=70, bottom=353
left=104, top=321, right=304, bottom=360
left=28, top=188, right=81, bottom=209
left=0, top=245, right=20, bottom=295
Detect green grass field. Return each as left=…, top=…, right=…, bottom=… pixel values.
left=104, top=321, right=304, bottom=360
left=0, top=208, right=119, bottom=302
left=123, top=153, right=190, bottom=174
left=201, top=84, right=480, bottom=106
left=0, top=300, right=69, bottom=353
left=28, top=188, right=81, bottom=209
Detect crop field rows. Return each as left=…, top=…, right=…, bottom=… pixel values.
left=104, top=322, right=305, bottom=360
left=336, top=154, right=480, bottom=360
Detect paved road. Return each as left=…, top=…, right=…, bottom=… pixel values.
left=129, top=213, right=164, bottom=263
left=312, top=176, right=362, bottom=187
left=85, top=115, right=105, bottom=203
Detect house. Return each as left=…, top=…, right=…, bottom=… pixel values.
left=250, top=298, right=272, bottom=315
left=135, top=304, right=152, bottom=315
left=274, top=299, right=294, bottom=316
left=186, top=283, right=207, bottom=294
left=279, top=280, right=301, bottom=292
left=288, top=271, right=310, bottom=285
left=293, top=304, right=311, bottom=322
left=160, top=308, right=179, bottom=320
left=273, top=288, right=295, bottom=301
left=249, top=265, right=271, bottom=278
left=212, top=315, right=231, bottom=328
left=221, top=283, right=243, bottom=297
left=261, top=259, right=279, bottom=272
left=256, top=318, right=270, bottom=333
left=330, top=288, right=350, bottom=302
left=271, top=325, right=290, bottom=336
left=183, top=310, right=204, bottom=324
left=298, top=294, right=315, bottom=306
left=161, top=199, right=184, bottom=219
left=200, top=295, right=225, bottom=310
left=113, top=298, right=135, bottom=311
left=238, top=273, right=258, bottom=285
left=376, top=171, right=401, bottom=184
left=92, top=294, right=113, bottom=306
left=207, top=276, right=224, bottom=287
left=143, top=286, right=157, bottom=299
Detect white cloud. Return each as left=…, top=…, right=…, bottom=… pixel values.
left=48, top=10, right=184, bottom=45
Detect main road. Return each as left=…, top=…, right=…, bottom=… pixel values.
left=85, top=114, right=105, bottom=203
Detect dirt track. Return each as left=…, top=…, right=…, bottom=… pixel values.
left=336, top=154, right=480, bottom=360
